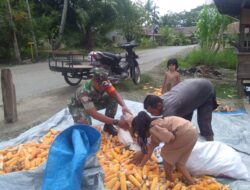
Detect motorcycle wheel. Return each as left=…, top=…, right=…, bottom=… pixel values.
left=63, top=73, right=82, bottom=86
left=132, top=65, right=141, bottom=84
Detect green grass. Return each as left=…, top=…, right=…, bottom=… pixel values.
left=180, top=48, right=237, bottom=69
left=114, top=74, right=153, bottom=92
left=213, top=82, right=238, bottom=99
left=215, top=48, right=237, bottom=69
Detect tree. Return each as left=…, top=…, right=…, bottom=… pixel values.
left=54, top=0, right=68, bottom=49
left=144, top=0, right=159, bottom=26
left=196, top=5, right=232, bottom=53
left=30, top=0, right=70, bottom=50
left=6, top=0, right=22, bottom=64
left=115, top=0, right=144, bottom=42
left=74, top=0, right=117, bottom=50
left=160, top=26, right=174, bottom=45
left=25, top=0, right=38, bottom=57
left=160, top=6, right=203, bottom=27
left=0, top=1, right=11, bottom=59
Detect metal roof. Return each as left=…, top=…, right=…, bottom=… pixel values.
left=214, top=0, right=250, bottom=16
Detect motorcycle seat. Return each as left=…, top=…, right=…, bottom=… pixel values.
left=102, top=52, right=122, bottom=61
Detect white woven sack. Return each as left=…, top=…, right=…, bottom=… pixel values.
left=186, top=141, right=250, bottom=180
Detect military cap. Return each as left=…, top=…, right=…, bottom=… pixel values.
left=92, top=67, right=110, bottom=87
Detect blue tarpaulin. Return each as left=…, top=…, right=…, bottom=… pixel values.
left=41, top=125, right=101, bottom=190
left=0, top=100, right=250, bottom=189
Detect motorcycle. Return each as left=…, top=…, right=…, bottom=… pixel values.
left=89, top=42, right=141, bottom=84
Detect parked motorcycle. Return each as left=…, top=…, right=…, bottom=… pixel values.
left=48, top=43, right=141, bottom=86
left=89, top=42, right=141, bottom=84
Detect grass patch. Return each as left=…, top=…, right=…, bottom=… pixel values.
left=114, top=74, right=153, bottom=92
left=215, top=48, right=237, bottom=69
left=180, top=48, right=237, bottom=69
left=213, top=82, right=238, bottom=99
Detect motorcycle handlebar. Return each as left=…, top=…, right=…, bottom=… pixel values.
left=118, top=43, right=139, bottom=49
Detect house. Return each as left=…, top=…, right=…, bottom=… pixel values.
left=105, top=30, right=126, bottom=44
left=172, top=26, right=197, bottom=44
left=143, top=25, right=164, bottom=45
left=173, top=26, right=196, bottom=37
left=225, top=22, right=239, bottom=35
left=214, top=0, right=250, bottom=93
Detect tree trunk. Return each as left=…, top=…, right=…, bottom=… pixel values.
left=85, top=28, right=93, bottom=51
left=6, top=0, right=22, bottom=64
left=25, top=0, right=38, bottom=58
left=54, top=0, right=68, bottom=49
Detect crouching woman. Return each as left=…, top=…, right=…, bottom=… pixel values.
left=131, top=111, right=198, bottom=185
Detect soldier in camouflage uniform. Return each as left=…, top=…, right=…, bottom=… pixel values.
left=67, top=67, right=131, bottom=136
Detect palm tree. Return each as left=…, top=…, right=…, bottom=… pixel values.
left=25, top=0, right=38, bottom=58
left=6, top=0, right=21, bottom=64
left=54, top=0, right=68, bottom=49
left=75, top=0, right=117, bottom=50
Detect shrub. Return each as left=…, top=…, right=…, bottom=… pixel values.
left=139, top=37, right=158, bottom=48
left=182, top=48, right=237, bottom=69
left=215, top=48, right=237, bottom=69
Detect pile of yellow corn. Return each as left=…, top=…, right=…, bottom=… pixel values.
left=143, top=83, right=162, bottom=96
left=97, top=132, right=230, bottom=190
left=0, top=129, right=60, bottom=174
left=0, top=128, right=231, bottom=190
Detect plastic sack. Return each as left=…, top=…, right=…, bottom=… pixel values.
left=117, top=129, right=141, bottom=151
left=41, top=124, right=104, bottom=190
left=120, top=113, right=133, bottom=128
left=154, top=141, right=249, bottom=180
left=117, top=113, right=141, bottom=151
left=117, top=128, right=133, bottom=146
left=186, top=141, right=250, bottom=180
left=118, top=113, right=134, bottom=146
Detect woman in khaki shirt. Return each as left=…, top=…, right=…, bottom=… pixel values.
left=131, top=111, right=198, bottom=185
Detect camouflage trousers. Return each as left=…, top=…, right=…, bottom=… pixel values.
left=68, top=95, right=118, bottom=125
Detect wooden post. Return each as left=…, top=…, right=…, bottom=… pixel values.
left=1, top=69, right=17, bottom=123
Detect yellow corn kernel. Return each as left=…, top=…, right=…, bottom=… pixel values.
left=142, top=165, right=148, bottom=179
left=172, top=182, right=182, bottom=190
left=207, top=182, right=222, bottom=190
left=105, top=173, right=117, bottom=182
left=150, top=176, right=159, bottom=190
left=181, top=185, right=187, bottom=190
left=141, top=183, right=147, bottom=190
left=134, top=172, right=143, bottom=184
left=128, top=174, right=141, bottom=188
left=112, top=181, right=120, bottom=190
left=105, top=177, right=118, bottom=189
left=120, top=172, right=127, bottom=190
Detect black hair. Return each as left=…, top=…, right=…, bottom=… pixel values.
left=132, top=111, right=152, bottom=153
left=167, top=58, right=178, bottom=69
left=143, top=95, right=162, bottom=110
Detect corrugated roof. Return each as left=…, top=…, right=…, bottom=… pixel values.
left=173, top=26, right=196, bottom=37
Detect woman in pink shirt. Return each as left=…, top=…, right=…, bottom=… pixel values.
left=131, top=111, right=198, bottom=185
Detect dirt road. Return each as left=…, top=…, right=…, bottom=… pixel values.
left=0, top=45, right=195, bottom=103
left=0, top=45, right=195, bottom=141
